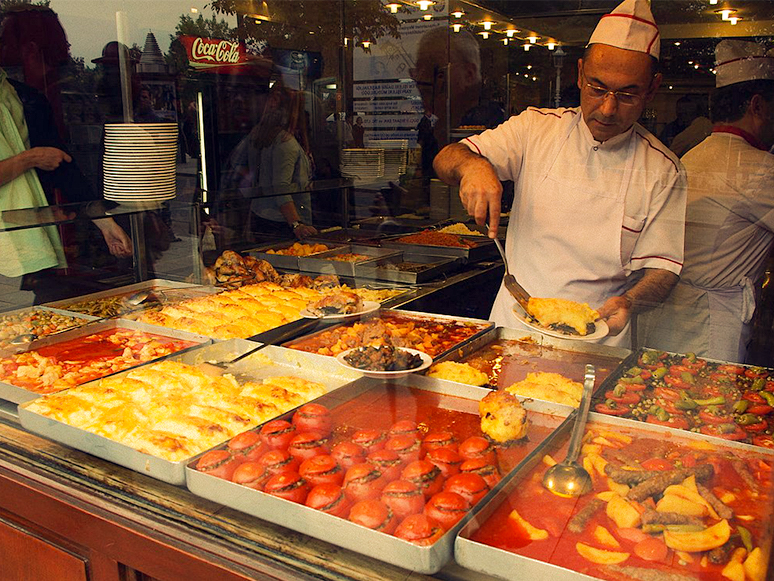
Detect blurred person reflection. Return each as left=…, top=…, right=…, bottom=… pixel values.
left=352, top=115, right=365, bottom=148
left=246, top=85, right=317, bottom=240
left=659, top=94, right=703, bottom=149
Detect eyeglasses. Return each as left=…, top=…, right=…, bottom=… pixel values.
left=581, top=69, right=644, bottom=107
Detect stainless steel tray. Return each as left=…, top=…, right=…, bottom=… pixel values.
left=185, top=374, right=573, bottom=574
left=249, top=241, right=347, bottom=270
left=455, top=411, right=774, bottom=581
left=45, top=279, right=215, bottom=318
left=18, top=341, right=360, bottom=485
left=354, top=253, right=463, bottom=284
left=297, top=244, right=402, bottom=277
left=380, top=234, right=497, bottom=264
left=0, top=305, right=98, bottom=350
left=281, top=308, right=494, bottom=361
left=0, top=319, right=211, bottom=405
left=432, top=327, right=630, bottom=392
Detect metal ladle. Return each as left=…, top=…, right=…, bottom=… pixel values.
left=9, top=333, right=36, bottom=346
left=542, top=364, right=596, bottom=497
left=122, top=290, right=152, bottom=307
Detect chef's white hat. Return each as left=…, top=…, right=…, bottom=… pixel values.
left=587, top=0, right=660, bottom=60
left=715, top=40, right=774, bottom=88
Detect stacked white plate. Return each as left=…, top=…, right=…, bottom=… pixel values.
left=103, top=123, right=178, bottom=202
left=367, top=140, right=408, bottom=181
left=340, top=148, right=384, bottom=185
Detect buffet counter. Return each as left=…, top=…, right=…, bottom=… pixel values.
left=0, top=415, right=493, bottom=581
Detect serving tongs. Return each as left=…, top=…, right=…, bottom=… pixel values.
left=486, top=223, right=531, bottom=312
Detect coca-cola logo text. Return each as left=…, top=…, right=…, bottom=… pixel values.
left=191, top=38, right=240, bottom=64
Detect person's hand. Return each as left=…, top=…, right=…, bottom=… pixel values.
left=27, top=147, right=71, bottom=171
left=458, top=158, right=502, bottom=238
left=597, top=295, right=632, bottom=336
left=94, top=218, right=133, bottom=258
left=202, top=218, right=224, bottom=237
left=293, top=223, right=317, bottom=239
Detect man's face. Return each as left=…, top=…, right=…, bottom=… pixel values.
left=578, top=44, right=660, bottom=142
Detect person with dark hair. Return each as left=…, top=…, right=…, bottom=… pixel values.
left=659, top=94, right=703, bottom=148
left=638, top=40, right=774, bottom=362
left=433, top=0, right=686, bottom=349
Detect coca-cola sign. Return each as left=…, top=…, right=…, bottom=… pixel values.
left=179, top=35, right=271, bottom=76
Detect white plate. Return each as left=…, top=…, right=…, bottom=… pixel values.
left=335, top=347, right=432, bottom=379
left=511, top=305, right=609, bottom=341
left=300, top=300, right=380, bottom=321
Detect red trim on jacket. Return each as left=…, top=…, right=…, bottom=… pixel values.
left=713, top=125, right=768, bottom=151
left=635, top=133, right=679, bottom=172
left=630, top=255, right=683, bottom=267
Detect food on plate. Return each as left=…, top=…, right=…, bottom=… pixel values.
left=192, top=385, right=562, bottom=546
left=526, top=297, right=599, bottom=336
left=505, top=372, right=583, bottom=407
left=0, top=328, right=197, bottom=395
left=204, top=250, right=280, bottom=287
left=265, top=242, right=329, bottom=256
left=438, top=223, right=485, bottom=236
left=0, top=308, right=91, bottom=349
left=343, top=344, right=423, bottom=372
left=427, top=361, right=489, bottom=386
left=307, top=291, right=363, bottom=317
left=479, top=390, right=529, bottom=443
left=286, top=311, right=488, bottom=358
left=25, top=360, right=327, bottom=461
left=593, top=349, right=774, bottom=446
left=395, top=230, right=476, bottom=248
left=468, top=421, right=773, bottom=581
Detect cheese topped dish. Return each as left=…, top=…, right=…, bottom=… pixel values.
left=427, top=361, right=489, bottom=386
left=25, top=360, right=327, bottom=462
left=505, top=372, right=583, bottom=407
left=526, top=297, right=599, bottom=336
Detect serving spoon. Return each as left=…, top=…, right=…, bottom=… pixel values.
left=485, top=223, right=531, bottom=312
left=542, top=364, right=596, bottom=497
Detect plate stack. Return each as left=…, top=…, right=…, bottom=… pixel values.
left=367, top=140, right=408, bottom=182
left=103, top=123, right=178, bottom=202
left=340, top=148, right=384, bottom=185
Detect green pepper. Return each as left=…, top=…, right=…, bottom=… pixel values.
left=752, top=378, right=766, bottom=391
left=736, top=413, right=763, bottom=426
left=718, top=423, right=738, bottom=434
left=761, top=391, right=774, bottom=407
left=627, top=366, right=643, bottom=377
left=684, top=352, right=697, bottom=363
left=733, top=400, right=750, bottom=414
left=737, top=526, right=753, bottom=553
left=694, top=396, right=726, bottom=406
left=675, top=391, right=698, bottom=410
left=653, top=367, right=668, bottom=379
left=680, top=371, right=696, bottom=384
left=642, top=524, right=704, bottom=534
left=649, top=404, right=661, bottom=415
left=620, top=375, right=645, bottom=385
left=656, top=407, right=670, bottom=423
left=641, top=350, right=659, bottom=365
left=605, top=399, right=617, bottom=408
left=613, top=384, right=627, bottom=397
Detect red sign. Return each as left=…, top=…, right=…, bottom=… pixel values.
left=179, top=35, right=271, bottom=76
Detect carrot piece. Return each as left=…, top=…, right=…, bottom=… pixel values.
left=633, top=537, right=669, bottom=562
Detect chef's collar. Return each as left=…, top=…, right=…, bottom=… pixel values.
left=579, top=114, right=635, bottom=149
left=713, top=125, right=768, bottom=151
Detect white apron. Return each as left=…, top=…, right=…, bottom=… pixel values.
left=490, top=114, right=637, bottom=348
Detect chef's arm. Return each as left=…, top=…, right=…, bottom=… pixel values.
left=597, top=268, right=679, bottom=336
left=434, top=143, right=503, bottom=239
left=0, top=147, right=71, bottom=187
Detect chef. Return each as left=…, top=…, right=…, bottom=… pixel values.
left=433, top=0, right=686, bottom=347
left=638, top=40, right=774, bottom=362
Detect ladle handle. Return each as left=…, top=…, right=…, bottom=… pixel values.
left=564, top=364, right=596, bottom=463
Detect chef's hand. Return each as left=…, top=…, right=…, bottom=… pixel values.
left=597, top=295, right=632, bottom=336
left=293, top=223, right=317, bottom=240
left=434, top=143, right=502, bottom=239
left=94, top=217, right=133, bottom=258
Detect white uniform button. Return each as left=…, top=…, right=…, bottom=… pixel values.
left=593, top=146, right=599, bottom=151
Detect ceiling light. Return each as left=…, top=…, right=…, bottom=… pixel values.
left=674, top=41, right=681, bottom=46
left=506, top=29, right=516, bottom=38
left=190, top=7, right=198, bottom=13
left=547, top=42, right=556, bottom=50
left=424, top=13, right=432, bottom=20
left=668, top=85, right=673, bottom=89
left=532, top=76, right=537, bottom=81
left=362, top=40, right=371, bottom=48
left=709, top=0, right=718, bottom=4
left=717, top=8, right=736, bottom=20
left=386, top=2, right=400, bottom=13
left=503, top=38, right=509, bottom=46
left=451, top=10, right=464, bottom=18
left=523, top=43, right=531, bottom=51
left=694, top=63, right=700, bottom=69
left=528, top=35, right=538, bottom=44
left=729, top=16, right=739, bottom=24
left=526, top=65, right=532, bottom=70
left=244, top=0, right=271, bottom=21
left=480, top=31, right=489, bottom=39
left=688, top=60, right=694, bottom=65
left=481, top=20, right=494, bottom=30
left=452, top=23, right=462, bottom=32
left=416, top=0, right=434, bottom=10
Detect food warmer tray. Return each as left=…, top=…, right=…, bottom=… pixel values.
left=18, top=340, right=360, bottom=485
left=433, top=326, right=630, bottom=392
left=45, top=279, right=216, bottom=318
left=353, top=253, right=463, bottom=284
left=380, top=234, right=497, bottom=264
left=248, top=240, right=347, bottom=270
left=296, top=244, right=402, bottom=277
left=591, top=347, right=774, bottom=446
left=0, top=319, right=212, bottom=406
left=455, top=411, right=774, bottom=581
left=281, top=308, right=495, bottom=361
left=307, top=228, right=383, bottom=245
left=185, top=374, right=574, bottom=574
left=353, top=215, right=440, bottom=234
left=0, top=305, right=99, bottom=349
